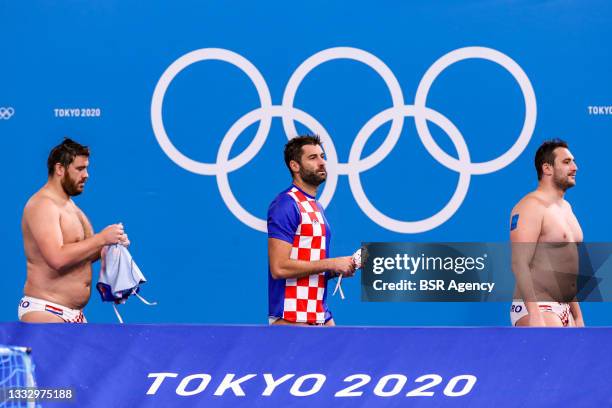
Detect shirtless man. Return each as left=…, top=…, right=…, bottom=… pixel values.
left=510, top=139, right=585, bottom=327
left=18, top=138, right=128, bottom=323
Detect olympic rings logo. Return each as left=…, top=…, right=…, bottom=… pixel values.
left=0, top=107, right=15, bottom=120
left=151, top=46, right=536, bottom=233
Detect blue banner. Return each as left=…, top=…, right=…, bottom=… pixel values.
left=0, top=323, right=609, bottom=407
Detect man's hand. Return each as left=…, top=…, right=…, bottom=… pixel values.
left=327, top=256, right=356, bottom=277
left=119, top=233, right=130, bottom=247
left=98, top=223, right=125, bottom=245
left=269, top=238, right=355, bottom=280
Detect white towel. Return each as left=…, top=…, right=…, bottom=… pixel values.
left=97, top=244, right=156, bottom=323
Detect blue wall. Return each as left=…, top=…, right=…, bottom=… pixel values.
left=1, top=1, right=611, bottom=324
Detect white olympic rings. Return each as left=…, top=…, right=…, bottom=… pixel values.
left=0, top=107, right=15, bottom=120
left=151, top=46, right=536, bottom=233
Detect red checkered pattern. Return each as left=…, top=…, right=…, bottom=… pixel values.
left=558, top=307, right=570, bottom=327
left=538, top=303, right=570, bottom=327
left=283, top=188, right=327, bottom=324
left=46, top=303, right=87, bottom=323
left=64, top=311, right=87, bottom=323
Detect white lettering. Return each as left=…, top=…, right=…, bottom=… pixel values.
left=290, top=374, right=326, bottom=397
left=373, top=374, right=407, bottom=397
left=144, top=372, right=478, bottom=398
left=176, top=374, right=212, bottom=396
left=372, top=257, right=384, bottom=274
left=53, top=107, right=102, bottom=117
left=146, top=372, right=178, bottom=395
left=420, top=280, right=444, bottom=290
left=409, top=256, right=420, bottom=274
left=588, top=105, right=612, bottom=115
left=373, top=280, right=417, bottom=291
left=213, top=373, right=257, bottom=396
left=262, top=373, right=295, bottom=396
left=447, top=280, right=495, bottom=293
left=334, top=374, right=371, bottom=397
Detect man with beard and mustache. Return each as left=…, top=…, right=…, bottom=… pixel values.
left=509, top=139, right=585, bottom=327
left=18, top=138, right=127, bottom=323
left=267, top=135, right=355, bottom=326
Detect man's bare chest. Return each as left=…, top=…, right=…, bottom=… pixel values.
left=541, top=207, right=583, bottom=242
left=59, top=206, right=93, bottom=243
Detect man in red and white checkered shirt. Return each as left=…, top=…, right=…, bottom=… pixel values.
left=267, top=135, right=355, bottom=326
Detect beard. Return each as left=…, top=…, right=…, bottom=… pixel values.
left=61, top=173, right=84, bottom=196
left=553, top=173, right=576, bottom=191
left=299, top=166, right=327, bottom=187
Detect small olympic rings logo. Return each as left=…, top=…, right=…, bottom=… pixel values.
left=0, top=107, right=15, bottom=120
left=151, top=46, right=536, bottom=233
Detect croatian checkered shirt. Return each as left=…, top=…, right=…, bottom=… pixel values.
left=267, top=185, right=332, bottom=324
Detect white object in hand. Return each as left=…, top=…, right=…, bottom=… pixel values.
left=352, top=248, right=362, bottom=269
left=332, top=248, right=362, bottom=300
left=332, top=275, right=345, bottom=300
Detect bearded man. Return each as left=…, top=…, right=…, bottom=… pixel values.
left=267, top=135, right=356, bottom=326
left=19, top=138, right=127, bottom=323
left=509, top=139, right=585, bottom=327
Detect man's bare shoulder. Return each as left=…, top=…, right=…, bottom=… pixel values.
left=510, top=192, right=549, bottom=240
left=23, top=190, right=61, bottom=219
left=511, top=192, right=549, bottom=215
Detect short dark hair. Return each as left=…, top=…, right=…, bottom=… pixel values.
left=47, top=138, right=90, bottom=176
left=283, top=134, right=322, bottom=176
left=534, top=139, right=568, bottom=180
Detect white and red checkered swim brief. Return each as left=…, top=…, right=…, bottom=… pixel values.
left=510, top=300, right=572, bottom=327
left=18, top=295, right=87, bottom=323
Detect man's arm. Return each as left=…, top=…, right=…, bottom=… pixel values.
left=268, top=238, right=355, bottom=280
left=80, top=210, right=129, bottom=263
left=510, top=198, right=546, bottom=326
left=89, top=251, right=102, bottom=263
left=24, top=198, right=123, bottom=272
